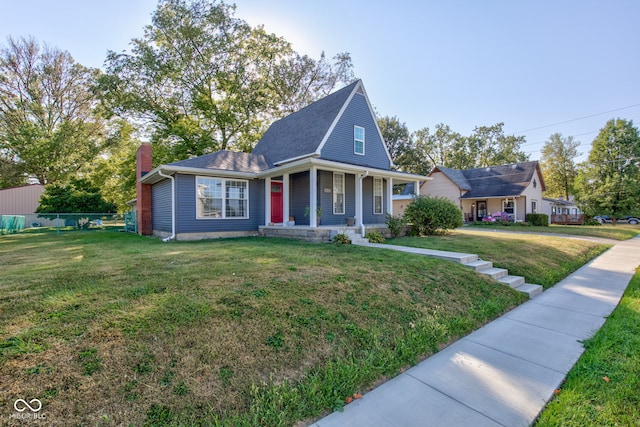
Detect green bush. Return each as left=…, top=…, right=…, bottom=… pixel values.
left=526, top=213, right=549, bottom=226
left=403, top=196, right=463, bottom=236
left=365, top=231, right=385, bottom=243
left=332, top=233, right=351, bottom=244
left=385, top=214, right=407, bottom=238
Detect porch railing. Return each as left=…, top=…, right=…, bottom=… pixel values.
left=551, top=214, right=585, bottom=225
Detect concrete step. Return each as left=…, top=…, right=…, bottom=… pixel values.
left=464, top=260, right=493, bottom=271
left=499, top=275, right=526, bottom=288
left=514, top=283, right=544, bottom=298
left=479, top=267, right=509, bottom=280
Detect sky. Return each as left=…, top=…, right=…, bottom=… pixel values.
left=2, top=0, right=639, bottom=162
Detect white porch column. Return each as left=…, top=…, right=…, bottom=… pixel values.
left=282, top=173, right=290, bottom=224
left=309, top=167, right=317, bottom=228
left=386, top=178, right=393, bottom=216
left=514, top=196, right=518, bottom=222
left=414, top=180, right=420, bottom=197
left=356, top=174, right=363, bottom=234
left=265, top=176, right=271, bottom=225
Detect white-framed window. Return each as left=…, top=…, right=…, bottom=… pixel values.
left=354, top=126, right=365, bottom=155
left=333, top=172, right=345, bottom=215
left=373, top=177, right=383, bottom=214
left=531, top=200, right=537, bottom=213
left=196, top=177, right=248, bottom=219
left=502, top=200, right=514, bottom=215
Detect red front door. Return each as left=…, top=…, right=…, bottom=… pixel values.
left=271, top=182, right=283, bottom=223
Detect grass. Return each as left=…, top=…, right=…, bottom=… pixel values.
left=465, top=223, right=640, bottom=241
left=388, top=229, right=611, bottom=288
left=534, top=268, right=640, bottom=426
left=0, top=228, right=606, bottom=425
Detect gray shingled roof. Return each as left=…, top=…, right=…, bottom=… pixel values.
left=433, top=166, right=471, bottom=190
left=167, top=150, right=270, bottom=173
left=459, top=161, right=541, bottom=198
left=251, top=80, right=360, bottom=165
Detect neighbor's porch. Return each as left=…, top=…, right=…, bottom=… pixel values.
left=461, top=196, right=526, bottom=222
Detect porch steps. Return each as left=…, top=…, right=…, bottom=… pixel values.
left=353, top=241, right=543, bottom=298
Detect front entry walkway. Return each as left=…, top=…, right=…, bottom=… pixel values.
left=312, top=237, right=640, bottom=427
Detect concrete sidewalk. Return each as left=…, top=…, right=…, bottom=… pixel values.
left=312, top=237, right=640, bottom=427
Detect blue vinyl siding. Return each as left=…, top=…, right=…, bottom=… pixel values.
left=152, top=179, right=172, bottom=232
left=319, top=170, right=356, bottom=226
left=362, top=176, right=387, bottom=224
left=320, top=93, right=391, bottom=170
left=173, top=174, right=264, bottom=233
left=290, top=171, right=310, bottom=225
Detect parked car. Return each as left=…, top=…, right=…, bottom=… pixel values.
left=594, top=215, right=639, bottom=224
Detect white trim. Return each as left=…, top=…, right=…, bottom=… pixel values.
left=195, top=176, right=249, bottom=220
left=310, top=167, right=318, bottom=227
left=265, top=177, right=271, bottom=224
left=354, top=125, right=365, bottom=156
left=282, top=173, right=290, bottom=223
left=315, top=81, right=360, bottom=156
left=142, top=157, right=431, bottom=186
left=354, top=82, right=394, bottom=166
left=373, top=177, right=383, bottom=215
left=333, top=172, right=345, bottom=215
left=157, top=169, right=175, bottom=241
left=386, top=178, right=393, bottom=216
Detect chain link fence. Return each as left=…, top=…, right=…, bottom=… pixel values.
left=0, top=213, right=135, bottom=235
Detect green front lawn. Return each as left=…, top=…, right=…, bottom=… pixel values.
left=388, top=229, right=610, bottom=288
left=535, top=268, right=640, bottom=426
left=0, top=229, right=609, bottom=425
left=465, top=223, right=640, bottom=241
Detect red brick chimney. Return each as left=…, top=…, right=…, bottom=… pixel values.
left=136, top=143, right=153, bottom=235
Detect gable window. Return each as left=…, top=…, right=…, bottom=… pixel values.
left=354, top=126, right=365, bottom=155
left=333, top=172, right=345, bottom=215
left=373, top=177, right=383, bottom=214
left=531, top=200, right=537, bottom=213
left=197, top=177, right=248, bottom=219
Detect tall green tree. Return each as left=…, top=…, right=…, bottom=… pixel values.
left=0, top=36, right=106, bottom=185
left=98, top=0, right=353, bottom=165
left=36, top=178, right=117, bottom=229
left=377, top=116, right=418, bottom=172
left=464, top=123, right=529, bottom=168
left=540, top=133, right=580, bottom=199
left=575, top=118, right=640, bottom=219
left=84, top=121, right=139, bottom=212
left=413, top=123, right=466, bottom=172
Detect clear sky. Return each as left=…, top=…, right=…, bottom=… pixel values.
left=2, top=0, right=639, bottom=162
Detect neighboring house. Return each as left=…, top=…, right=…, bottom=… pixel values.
left=392, top=182, right=416, bottom=217
left=0, top=184, right=55, bottom=227
left=137, top=80, right=428, bottom=241
left=0, top=184, right=44, bottom=214
left=542, top=196, right=584, bottom=224
left=421, top=161, right=546, bottom=222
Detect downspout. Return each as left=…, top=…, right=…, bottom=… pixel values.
left=158, top=169, right=176, bottom=242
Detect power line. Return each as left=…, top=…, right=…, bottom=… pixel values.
left=513, top=104, right=640, bottom=135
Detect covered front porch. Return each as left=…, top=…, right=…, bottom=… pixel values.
left=260, top=158, right=425, bottom=238
left=460, top=196, right=525, bottom=222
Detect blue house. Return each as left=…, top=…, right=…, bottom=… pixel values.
left=136, top=80, right=426, bottom=241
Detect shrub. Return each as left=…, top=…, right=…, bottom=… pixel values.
left=584, top=218, right=602, bottom=226
left=385, top=214, right=407, bottom=238
left=365, top=231, right=385, bottom=243
left=526, top=213, right=549, bottom=226
left=332, top=233, right=351, bottom=244
left=403, top=196, right=463, bottom=236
